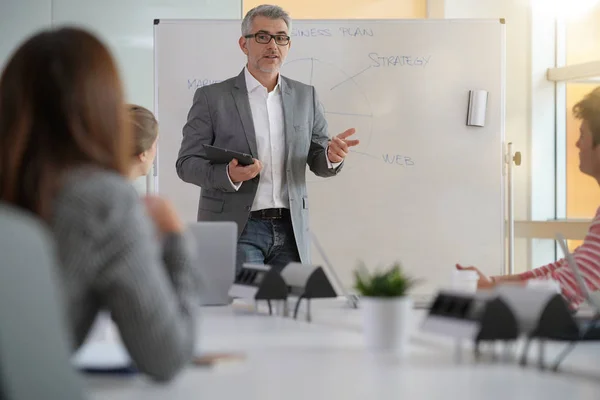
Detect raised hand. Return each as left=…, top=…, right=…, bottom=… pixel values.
left=327, top=128, right=360, bottom=163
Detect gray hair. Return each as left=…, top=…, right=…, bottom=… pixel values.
left=241, top=4, right=292, bottom=36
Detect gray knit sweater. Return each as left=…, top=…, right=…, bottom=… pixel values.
left=51, top=167, right=199, bottom=381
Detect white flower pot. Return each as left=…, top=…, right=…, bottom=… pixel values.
left=361, top=296, right=412, bottom=354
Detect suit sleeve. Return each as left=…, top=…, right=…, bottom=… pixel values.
left=306, top=87, right=343, bottom=177
left=176, top=87, right=238, bottom=192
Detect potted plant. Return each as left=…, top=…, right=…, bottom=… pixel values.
left=354, top=262, right=419, bottom=354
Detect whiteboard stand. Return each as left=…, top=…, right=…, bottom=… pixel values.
left=146, top=170, right=155, bottom=195
left=505, top=142, right=522, bottom=275
left=311, top=232, right=360, bottom=309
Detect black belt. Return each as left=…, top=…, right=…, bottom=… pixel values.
left=249, top=208, right=290, bottom=220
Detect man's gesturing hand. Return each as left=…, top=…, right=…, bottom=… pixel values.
left=327, top=128, right=359, bottom=163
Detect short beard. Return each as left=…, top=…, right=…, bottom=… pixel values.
left=258, top=65, right=277, bottom=73
left=252, top=58, right=282, bottom=74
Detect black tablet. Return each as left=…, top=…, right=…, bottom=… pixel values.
left=201, top=144, right=254, bottom=166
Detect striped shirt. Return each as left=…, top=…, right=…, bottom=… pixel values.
left=51, top=167, right=200, bottom=382
left=518, top=207, right=600, bottom=309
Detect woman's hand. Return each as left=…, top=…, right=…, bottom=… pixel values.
left=142, top=196, right=184, bottom=234
left=455, top=264, right=495, bottom=290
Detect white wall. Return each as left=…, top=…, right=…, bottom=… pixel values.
left=0, top=0, right=52, bottom=70
left=429, top=0, right=558, bottom=273
left=0, top=0, right=241, bottom=193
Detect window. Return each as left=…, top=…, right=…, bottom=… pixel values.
left=563, top=3, right=600, bottom=249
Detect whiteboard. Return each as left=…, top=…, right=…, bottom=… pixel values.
left=154, top=19, right=506, bottom=297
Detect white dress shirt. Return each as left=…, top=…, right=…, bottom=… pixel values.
left=227, top=67, right=339, bottom=211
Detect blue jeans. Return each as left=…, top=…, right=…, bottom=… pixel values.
left=236, top=217, right=300, bottom=274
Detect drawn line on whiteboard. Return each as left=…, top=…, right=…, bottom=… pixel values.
left=325, top=111, right=373, bottom=118
left=310, top=57, right=315, bottom=86
left=282, top=56, right=375, bottom=152
left=330, top=66, right=372, bottom=91
left=351, top=150, right=379, bottom=159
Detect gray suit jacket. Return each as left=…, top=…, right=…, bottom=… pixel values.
left=176, top=69, right=342, bottom=264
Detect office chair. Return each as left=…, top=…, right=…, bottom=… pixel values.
left=0, top=203, right=85, bottom=399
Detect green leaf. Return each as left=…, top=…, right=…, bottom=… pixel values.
left=353, top=261, right=421, bottom=297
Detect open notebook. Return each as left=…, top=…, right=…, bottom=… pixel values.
left=72, top=313, right=245, bottom=373
left=71, top=314, right=135, bottom=374
left=72, top=341, right=134, bottom=374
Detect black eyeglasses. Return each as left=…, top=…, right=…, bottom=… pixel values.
left=244, top=32, right=290, bottom=46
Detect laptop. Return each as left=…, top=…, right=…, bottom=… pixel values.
left=555, top=233, right=600, bottom=313
left=187, top=221, right=237, bottom=306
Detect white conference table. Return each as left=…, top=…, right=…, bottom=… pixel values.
left=85, top=299, right=600, bottom=400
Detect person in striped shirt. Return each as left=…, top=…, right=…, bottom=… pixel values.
left=457, top=86, right=600, bottom=309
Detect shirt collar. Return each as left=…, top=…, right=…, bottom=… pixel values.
left=244, top=66, right=281, bottom=93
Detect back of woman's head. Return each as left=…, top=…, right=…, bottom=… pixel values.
left=0, top=26, right=131, bottom=219
left=128, top=104, right=158, bottom=156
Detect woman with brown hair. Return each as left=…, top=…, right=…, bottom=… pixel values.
left=0, top=27, right=199, bottom=382
left=128, top=104, right=159, bottom=180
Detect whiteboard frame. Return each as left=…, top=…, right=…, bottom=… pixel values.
left=153, top=18, right=509, bottom=285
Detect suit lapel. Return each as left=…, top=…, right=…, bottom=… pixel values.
left=232, top=70, right=258, bottom=157
left=281, top=78, right=295, bottom=170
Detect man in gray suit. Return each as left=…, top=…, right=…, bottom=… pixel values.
left=176, top=4, right=359, bottom=273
